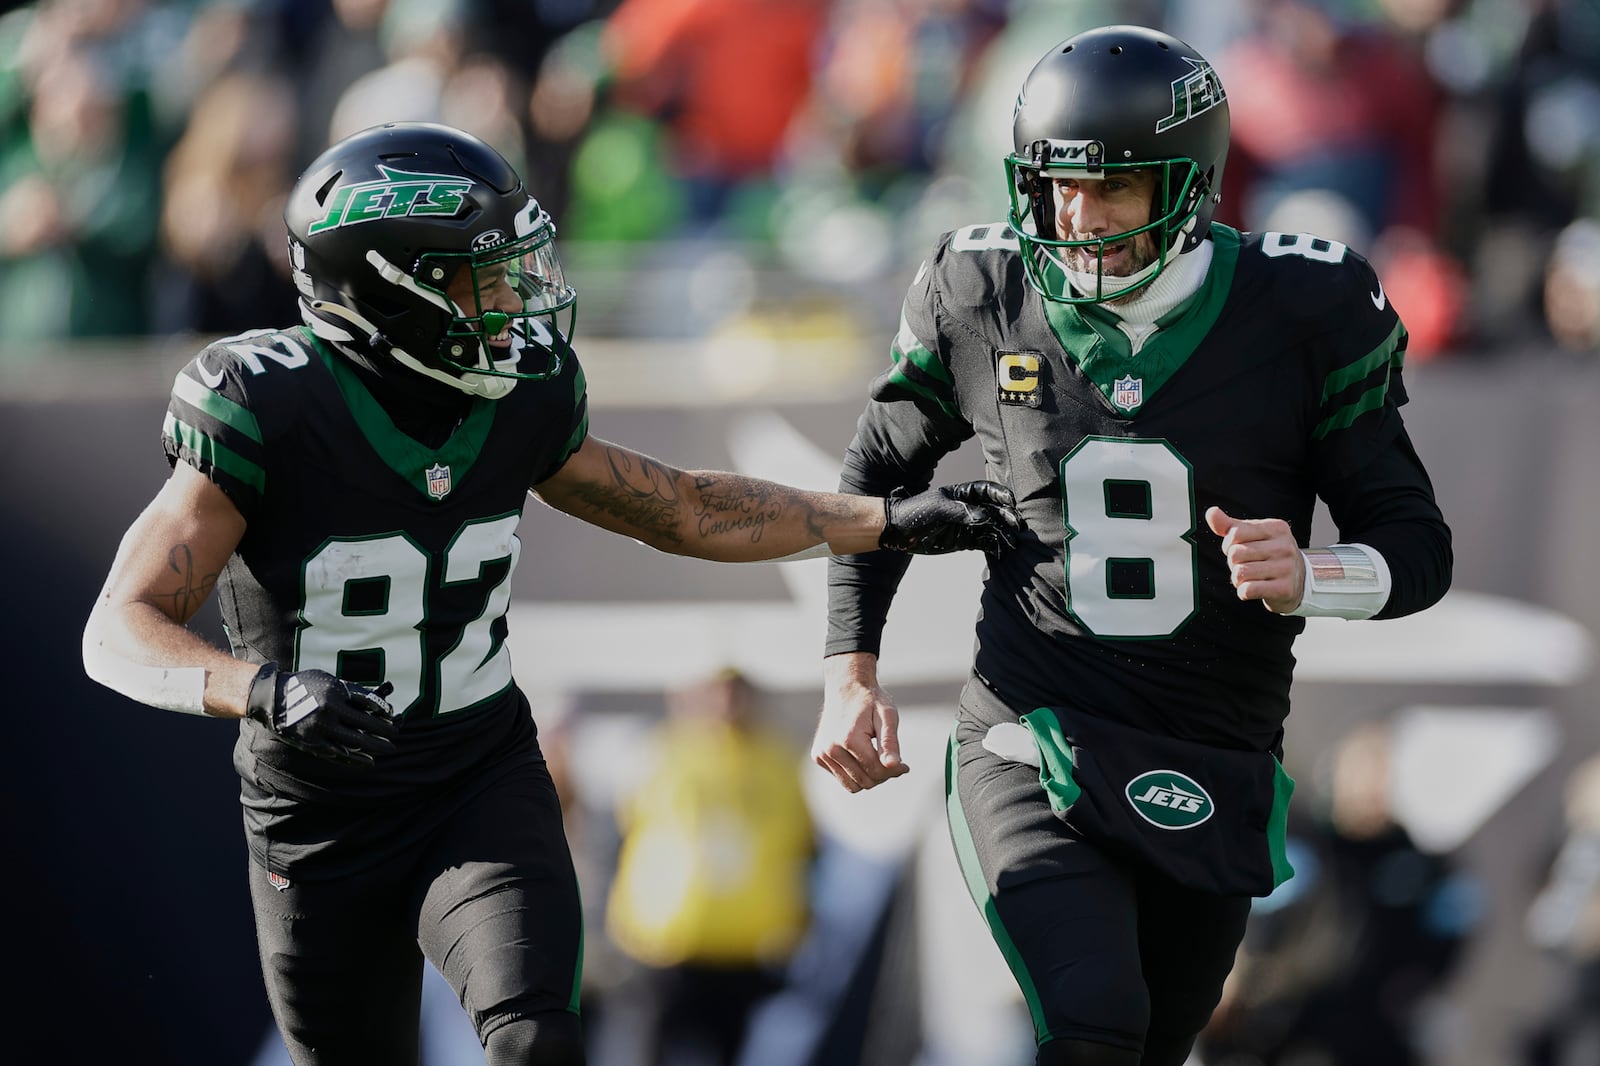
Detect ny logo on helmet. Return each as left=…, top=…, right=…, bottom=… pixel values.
left=307, top=166, right=475, bottom=234
left=1155, top=57, right=1226, bottom=133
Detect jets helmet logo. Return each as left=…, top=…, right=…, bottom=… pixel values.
left=1155, top=57, right=1226, bottom=133
left=308, top=166, right=474, bottom=234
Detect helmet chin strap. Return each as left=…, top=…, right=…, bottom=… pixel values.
left=301, top=297, right=518, bottom=400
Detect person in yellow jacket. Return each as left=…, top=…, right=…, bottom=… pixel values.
left=604, top=667, right=816, bottom=1066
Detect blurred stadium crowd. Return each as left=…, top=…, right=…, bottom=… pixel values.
left=1, top=0, right=1599, bottom=359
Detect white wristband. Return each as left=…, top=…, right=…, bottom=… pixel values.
left=82, top=632, right=209, bottom=715
left=1289, top=543, right=1391, bottom=620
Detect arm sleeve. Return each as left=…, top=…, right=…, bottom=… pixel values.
left=1307, top=279, right=1410, bottom=483
left=826, top=256, right=974, bottom=656
left=1320, top=426, right=1452, bottom=619
left=529, top=351, right=590, bottom=485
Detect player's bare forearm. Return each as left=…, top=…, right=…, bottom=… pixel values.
left=88, top=596, right=257, bottom=716
left=824, top=650, right=881, bottom=688
left=83, top=464, right=257, bottom=716
left=535, top=436, right=884, bottom=560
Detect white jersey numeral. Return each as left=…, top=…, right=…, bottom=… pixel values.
left=296, top=518, right=520, bottom=716
left=1060, top=437, right=1197, bottom=638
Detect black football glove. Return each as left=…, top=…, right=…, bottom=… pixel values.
left=246, top=663, right=399, bottom=767
left=879, top=479, right=1021, bottom=555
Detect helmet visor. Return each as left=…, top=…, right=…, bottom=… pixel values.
left=428, top=226, right=577, bottom=381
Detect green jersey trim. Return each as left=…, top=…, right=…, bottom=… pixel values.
left=884, top=308, right=961, bottom=421
left=173, top=372, right=262, bottom=443
left=1021, top=707, right=1083, bottom=813
left=1267, top=757, right=1297, bottom=889
left=305, top=330, right=497, bottom=500
left=164, top=411, right=266, bottom=492
left=1040, top=225, right=1241, bottom=415
left=559, top=362, right=589, bottom=465
left=1313, top=319, right=1405, bottom=440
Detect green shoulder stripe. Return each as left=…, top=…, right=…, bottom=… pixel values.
left=882, top=310, right=960, bottom=420
left=164, top=412, right=266, bottom=492
left=1320, top=319, right=1405, bottom=402
left=1313, top=320, right=1405, bottom=440
left=172, top=371, right=262, bottom=443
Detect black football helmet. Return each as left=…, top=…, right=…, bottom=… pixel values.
left=285, top=122, right=575, bottom=398
left=1006, top=25, right=1230, bottom=303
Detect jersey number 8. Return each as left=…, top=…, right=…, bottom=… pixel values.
left=1061, top=437, right=1196, bottom=638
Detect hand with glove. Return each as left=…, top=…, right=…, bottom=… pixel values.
left=246, top=663, right=399, bottom=767
left=879, top=480, right=1021, bottom=554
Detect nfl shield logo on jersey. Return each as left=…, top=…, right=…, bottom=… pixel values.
left=1112, top=375, right=1144, bottom=412
left=425, top=462, right=452, bottom=500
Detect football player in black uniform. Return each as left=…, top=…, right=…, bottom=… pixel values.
left=811, top=25, right=1452, bottom=1066
left=81, top=122, right=1019, bottom=1066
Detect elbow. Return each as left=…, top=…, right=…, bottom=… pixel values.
left=81, top=609, right=112, bottom=690
left=81, top=605, right=137, bottom=696
left=1372, top=519, right=1453, bottom=620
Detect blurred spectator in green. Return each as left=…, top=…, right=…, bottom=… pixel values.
left=767, top=0, right=1008, bottom=297
left=0, top=40, right=159, bottom=341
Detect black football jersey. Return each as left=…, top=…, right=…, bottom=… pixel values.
left=163, top=327, right=588, bottom=808
left=832, top=224, right=1414, bottom=750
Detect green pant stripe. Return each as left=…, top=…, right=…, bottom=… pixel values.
left=944, top=727, right=1052, bottom=1045
left=567, top=874, right=586, bottom=1014
left=1267, top=757, right=1297, bottom=889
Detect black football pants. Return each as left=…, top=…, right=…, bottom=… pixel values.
left=948, top=689, right=1252, bottom=1065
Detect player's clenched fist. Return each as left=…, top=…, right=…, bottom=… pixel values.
left=1206, top=506, right=1305, bottom=614
left=246, top=664, right=399, bottom=767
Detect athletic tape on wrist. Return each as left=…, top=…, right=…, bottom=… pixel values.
left=1289, top=542, right=1391, bottom=620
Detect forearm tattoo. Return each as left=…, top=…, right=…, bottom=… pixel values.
left=692, top=475, right=788, bottom=544
left=562, top=446, right=687, bottom=546
left=156, top=544, right=219, bottom=621
left=573, top=446, right=839, bottom=550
